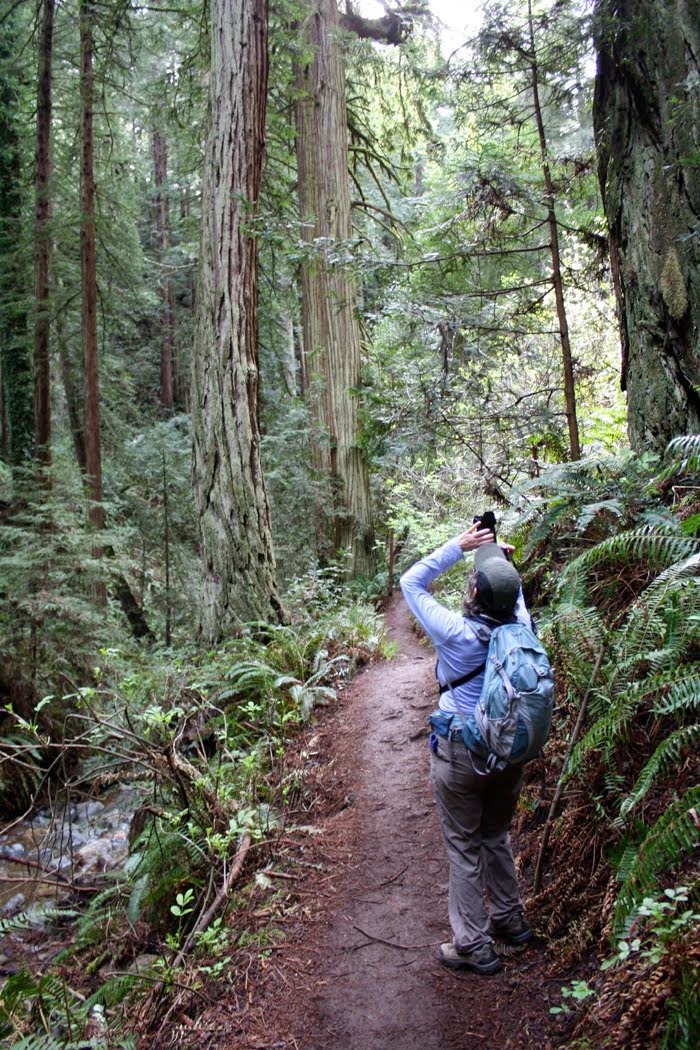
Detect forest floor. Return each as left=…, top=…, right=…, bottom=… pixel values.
left=192, top=595, right=568, bottom=1050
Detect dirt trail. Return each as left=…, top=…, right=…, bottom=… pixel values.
left=232, top=596, right=558, bottom=1049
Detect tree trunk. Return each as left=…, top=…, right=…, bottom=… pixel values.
left=152, top=126, right=177, bottom=411
left=80, top=0, right=104, bottom=549
left=0, top=14, right=32, bottom=467
left=56, top=296, right=87, bottom=475
left=192, top=0, right=284, bottom=640
left=33, top=0, right=55, bottom=471
left=594, top=0, right=700, bottom=449
left=527, top=0, right=581, bottom=461
left=294, top=0, right=375, bottom=576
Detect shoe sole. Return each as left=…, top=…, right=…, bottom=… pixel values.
left=438, top=950, right=503, bottom=975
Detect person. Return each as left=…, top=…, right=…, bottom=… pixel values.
left=399, top=522, right=534, bottom=976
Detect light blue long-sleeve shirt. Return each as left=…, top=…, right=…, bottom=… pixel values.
left=399, top=540, right=531, bottom=718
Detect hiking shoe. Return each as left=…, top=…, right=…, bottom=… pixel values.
left=492, top=914, right=534, bottom=946
left=438, top=942, right=503, bottom=975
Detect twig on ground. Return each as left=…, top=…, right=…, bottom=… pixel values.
left=368, top=864, right=407, bottom=890
left=351, top=923, right=433, bottom=950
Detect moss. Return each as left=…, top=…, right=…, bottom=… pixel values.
left=660, top=245, right=689, bottom=320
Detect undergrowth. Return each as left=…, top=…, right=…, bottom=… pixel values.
left=0, top=578, right=391, bottom=1047
left=2, top=440, right=700, bottom=1047
left=523, top=438, right=700, bottom=1049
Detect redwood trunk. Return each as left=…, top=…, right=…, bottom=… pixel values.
left=594, top=0, right=700, bottom=449
left=192, top=0, right=283, bottom=639
left=295, top=0, right=375, bottom=575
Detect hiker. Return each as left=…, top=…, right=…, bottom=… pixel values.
left=399, top=522, right=535, bottom=976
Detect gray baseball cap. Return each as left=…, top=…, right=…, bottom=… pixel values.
left=473, top=543, right=521, bottom=614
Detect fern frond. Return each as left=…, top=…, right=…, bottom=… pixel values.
left=567, top=687, right=639, bottom=776
left=570, top=662, right=700, bottom=778
left=654, top=672, right=700, bottom=715
left=575, top=499, right=625, bottom=532
left=619, top=726, right=700, bottom=818
left=662, top=434, right=700, bottom=478
left=558, top=527, right=699, bottom=607
left=613, top=786, right=700, bottom=933
left=0, top=911, right=33, bottom=936
left=84, top=973, right=140, bottom=1010
left=3, top=1036, right=63, bottom=1050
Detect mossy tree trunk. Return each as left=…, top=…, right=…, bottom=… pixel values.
left=594, top=0, right=700, bottom=449
left=192, top=0, right=284, bottom=641
left=294, top=0, right=375, bottom=577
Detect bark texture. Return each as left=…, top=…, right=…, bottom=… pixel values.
left=295, top=0, right=375, bottom=575
left=153, top=127, right=177, bottom=411
left=192, top=0, right=283, bottom=640
left=33, top=0, right=55, bottom=469
left=594, top=0, right=700, bottom=449
left=80, top=0, right=104, bottom=541
left=0, top=15, right=32, bottom=465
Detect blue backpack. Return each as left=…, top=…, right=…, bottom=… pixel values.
left=441, top=620, right=554, bottom=771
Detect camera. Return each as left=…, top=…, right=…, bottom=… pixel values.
left=473, top=510, right=497, bottom=539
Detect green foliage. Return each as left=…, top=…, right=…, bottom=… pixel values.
left=550, top=979, right=597, bottom=1015
left=602, top=886, right=700, bottom=969
left=613, top=794, right=700, bottom=933
left=548, top=506, right=700, bottom=930
left=0, top=968, right=85, bottom=1047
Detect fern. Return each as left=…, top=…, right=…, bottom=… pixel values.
left=661, top=434, right=700, bottom=478
left=619, top=726, right=700, bottom=818
left=654, top=671, right=700, bottom=715
left=84, top=973, right=141, bottom=1011
left=613, top=786, right=700, bottom=933
left=0, top=911, right=33, bottom=937
left=575, top=498, right=626, bottom=531
left=557, top=527, right=699, bottom=608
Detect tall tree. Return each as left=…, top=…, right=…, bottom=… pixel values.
left=295, top=0, right=375, bottom=576
left=192, top=0, right=284, bottom=639
left=152, top=126, right=177, bottom=411
left=33, top=0, right=55, bottom=471
left=594, top=0, right=700, bottom=449
left=526, top=0, right=581, bottom=460
left=80, top=0, right=104, bottom=543
left=476, top=0, right=587, bottom=461
left=0, top=12, right=32, bottom=466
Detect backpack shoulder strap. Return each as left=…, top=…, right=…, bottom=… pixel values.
left=436, top=617, right=491, bottom=695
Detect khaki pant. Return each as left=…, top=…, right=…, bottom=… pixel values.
left=430, top=733, right=524, bottom=951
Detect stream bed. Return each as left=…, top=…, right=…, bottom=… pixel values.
left=0, top=784, right=141, bottom=922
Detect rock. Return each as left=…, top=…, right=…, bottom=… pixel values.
left=0, top=893, right=26, bottom=915
left=74, top=800, right=105, bottom=822
left=0, top=842, right=26, bottom=859
left=129, top=953, right=161, bottom=974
